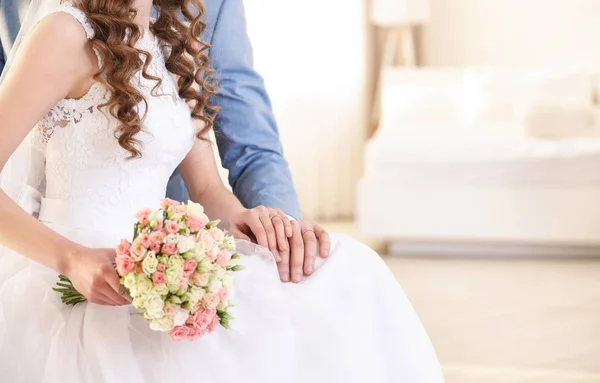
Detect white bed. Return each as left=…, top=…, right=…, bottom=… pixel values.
left=358, top=69, right=600, bottom=256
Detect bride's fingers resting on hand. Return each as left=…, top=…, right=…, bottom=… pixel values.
left=229, top=206, right=291, bottom=262
left=65, top=247, right=130, bottom=306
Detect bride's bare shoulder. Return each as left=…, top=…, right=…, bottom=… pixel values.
left=32, top=11, right=90, bottom=47
left=14, top=11, right=97, bottom=81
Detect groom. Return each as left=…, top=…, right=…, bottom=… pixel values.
left=0, top=0, right=330, bottom=283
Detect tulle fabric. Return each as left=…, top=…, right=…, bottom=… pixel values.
left=0, top=225, right=443, bottom=382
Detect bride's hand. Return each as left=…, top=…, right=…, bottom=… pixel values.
left=64, top=247, right=130, bottom=306
left=228, top=206, right=292, bottom=262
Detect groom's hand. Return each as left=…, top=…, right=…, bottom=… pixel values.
left=280, top=220, right=330, bottom=283
left=228, top=206, right=331, bottom=283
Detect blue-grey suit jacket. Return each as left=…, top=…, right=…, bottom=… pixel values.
left=0, top=0, right=302, bottom=219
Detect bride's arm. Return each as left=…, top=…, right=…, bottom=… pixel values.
left=178, top=134, right=245, bottom=226
left=0, top=14, right=102, bottom=274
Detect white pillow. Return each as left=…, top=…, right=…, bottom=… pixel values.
left=379, top=70, right=464, bottom=130
left=521, top=71, right=594, bottom=108
left=461, top=69, right=523, bottom=129
left=524, top=105, right=599, bottom=138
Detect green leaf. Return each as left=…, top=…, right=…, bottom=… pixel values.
left=206, top=220, right=221, bottom=229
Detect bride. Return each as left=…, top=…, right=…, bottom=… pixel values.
left=0, top=0, right=443, bottom=382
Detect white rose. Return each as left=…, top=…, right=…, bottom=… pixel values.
left=217, top=300, right=228, bottom=311
left=168, top=255, right=185, bottom=271
left=123, top=273, right=137, bottom=290
left=166, top=269, right=182, bottom=293
left=142, top=252, right=158, bottom=275
left=173, top=307, right=190, bottom=327
left=132, top=297, right=145, bottom=309
left=177, top=235, right=195, bottom=254
left=145, top=293, right=165, bottom=318
left=164, top=234, right=179, bottom=244
left=130, top=275, right=153, bottom=297
left=208, top=277, right=222, bottom=293
left=215, top=267, right=226, bottom=279
left=149, top=316, right=174, bottom=332
left=153, top=284, right=169, bottom=296
left=186, top=201, right=204, bottom=218
left=189, top=286, right=206, bottom=304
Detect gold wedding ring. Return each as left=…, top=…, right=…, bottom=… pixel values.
left=301, top=229, right=315, bottom=236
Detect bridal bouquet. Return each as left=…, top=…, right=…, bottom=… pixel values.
left=54, top=199, right=244, bottom=341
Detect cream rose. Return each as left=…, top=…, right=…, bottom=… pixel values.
left=149, top=316, right=175, bottom=332
left=132, top=297, right=145, bottom=310
left=123, top=273, right=137, bottom=290
left=130, top=275, right=153, bottom=297
left=177, top=235, right=195, bottom=254
left=142, top=252, right=159, bottom=275
left=153, top=284, right=169, bottom=296
left=185, top=201, right=204, bottom=218
left=145, top=293, right=165, bottom=318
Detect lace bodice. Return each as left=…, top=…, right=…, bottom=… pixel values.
left=33, top=7, right=197, bottom=232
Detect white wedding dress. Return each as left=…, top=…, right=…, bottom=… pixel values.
left=0, top=7, right=443, bottom=383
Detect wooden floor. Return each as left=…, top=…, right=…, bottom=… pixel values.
left=386, top=257, right=600, bottom=383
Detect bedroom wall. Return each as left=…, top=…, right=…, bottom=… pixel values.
left=419, top=0, right=600, bottom=69
left=244, top=0, right=369, bottom=220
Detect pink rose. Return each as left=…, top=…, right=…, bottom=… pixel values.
left=152, top=272, right=166, bottom=286
left=205, top=248, right=218, bottom=262
left=203, top=293, right=220, bottom=310
left=157, top=264, right=166, bottom=272
left=192, top=302, right=203, bottom=313
left=150, top=242, right=162, bottom=253
left=207, top=315, right=220, bottom=333
left=199, top=230, right=214, bottom=250
left=216, top=252, right=228, bottom=268
left=115, top=239, right=131, bottom=256
left=139, top=233, right=151, bottom=248
left=186, top=325, right=204, bottom=341
left=192, top=309, right=216, bottom=331
left=169, top=325, right=190, bottom=341
left=136, top=208, right=152, bottom=224
left=217, top=287, right=229, bottom=301
left=130, top=238, right=147, bottom=261
left=178, top=277, right=189, bottom=291
left=163, top=304, right=176, bottom=317
left=149, top=231, right=165, bottom=244
left=165, top=220, right=180, bottom=235
left=188, top=216, right=208, bottom=232
left=209, top=227, right=225, bottom=244
left=152, top=219, right=163, bottom=232
left=134, top=263, right=143, bottom=274
left=183, top=259, right=198, bottom=276
left=172, top=205, right=186, bottom=215
left=115, top=253, right=135, bottom=276
left=191, top=272, right=209, bottom=287
left=161, top=198, right=180, bottom=210
left=162, top=243, right=177, bottom=255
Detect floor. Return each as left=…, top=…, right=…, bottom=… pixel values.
left=321, top=222, right=600, bottom=383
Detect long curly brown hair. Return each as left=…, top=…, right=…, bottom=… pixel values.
left=73, top=0, right=219, bottom=158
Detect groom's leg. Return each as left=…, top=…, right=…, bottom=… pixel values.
left=166, top=168, right=191, bottom=203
